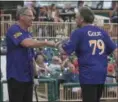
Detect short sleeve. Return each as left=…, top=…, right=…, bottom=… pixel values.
left=7, top=26, right=28, bottom=46
left=104, top=32, right=117, bottom=55
left=62, top=29, right=81, bottom=55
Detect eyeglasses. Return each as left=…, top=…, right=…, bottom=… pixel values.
left=23, top=14, right=35, bottom=18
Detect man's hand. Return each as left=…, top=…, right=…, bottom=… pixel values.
left=55, top=37, right=69, bottom=48
left=56, top=41, right=66, bottom=54
left=55, top=41, right=62, bottom=48
left=46, top=41, right=56, bottom=47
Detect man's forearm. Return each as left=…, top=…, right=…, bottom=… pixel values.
left=31, top=40, right=54, bottom=48
left=21, top=38, right=55, bottom=48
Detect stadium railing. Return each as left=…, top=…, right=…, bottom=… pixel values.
left=0, top=21, right=117, bottom=40
left=59, top=82, right=118, bottom=101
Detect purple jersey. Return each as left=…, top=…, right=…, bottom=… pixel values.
left=62, top=25, right=117, bottom=84
left=6, top=24, right=35, bottom=82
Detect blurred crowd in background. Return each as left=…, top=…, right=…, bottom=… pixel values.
left=0, top=1, right=118, bottom=23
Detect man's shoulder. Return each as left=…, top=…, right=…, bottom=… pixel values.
left=6, top=24, right=24, bottom=39
left=71, top=28, right=83, bottom=35
left=74, top=26, right=90, bottom=33
left=84, top=25, right=107, bottom=34
left=7, top=24, right=20, bottom=33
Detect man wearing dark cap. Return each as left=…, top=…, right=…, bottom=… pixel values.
left=6, top=6, right=56, bottom=102
left=57, top=6, right=118, bottom=102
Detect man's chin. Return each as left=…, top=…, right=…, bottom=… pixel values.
left=28, top=23, right=32, bottom=27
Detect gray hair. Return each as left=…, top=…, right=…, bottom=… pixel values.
left=16, top=6, right=30, bottom=20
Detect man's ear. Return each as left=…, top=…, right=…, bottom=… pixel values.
left=80, top=16, right=84, bottom=22
left=20, top=16, right=24, bottom=20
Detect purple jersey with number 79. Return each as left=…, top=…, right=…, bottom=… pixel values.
left=62, top=25, right=117, bottom=84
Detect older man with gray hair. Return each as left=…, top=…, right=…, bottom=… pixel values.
left=6, top=6, right=56, bottom=102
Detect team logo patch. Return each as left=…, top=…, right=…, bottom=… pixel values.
left=14, top=32, right=22, bottom=38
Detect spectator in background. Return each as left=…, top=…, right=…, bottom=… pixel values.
left=77, top=1, right=84, bottom=8
left=31, top=1, right=40, bottom=21
left=50, top=4, right=57, bottom=19
left=111, top=2, right=118, bottom=23
left=39, top=6, right=48, bottom=21
left=61, top=57, right=79, bottom=83
left=47, top=6, right=52, bottom=19
left=60, top=53, right=68, bottom=62
left=64, top=3, right=73, bottom=13
left=74, top=1, right=84, bottom=14
left=39, top=6, right=55, bottom=22
left=35, top=54, right=49, bottom=77
left=48, top=56, right=62, bottom=77
left=53, top=9, right=63, bottom=22
left=71, top=57, right=79, bottom=73
left=105, top=63, right=116, bottom=84
left=109, top=2, right=118, bottom=38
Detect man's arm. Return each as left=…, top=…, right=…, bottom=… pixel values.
left=20, top=38, right=56, bottom=48
left=57, top=42, right=66, bottom=54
